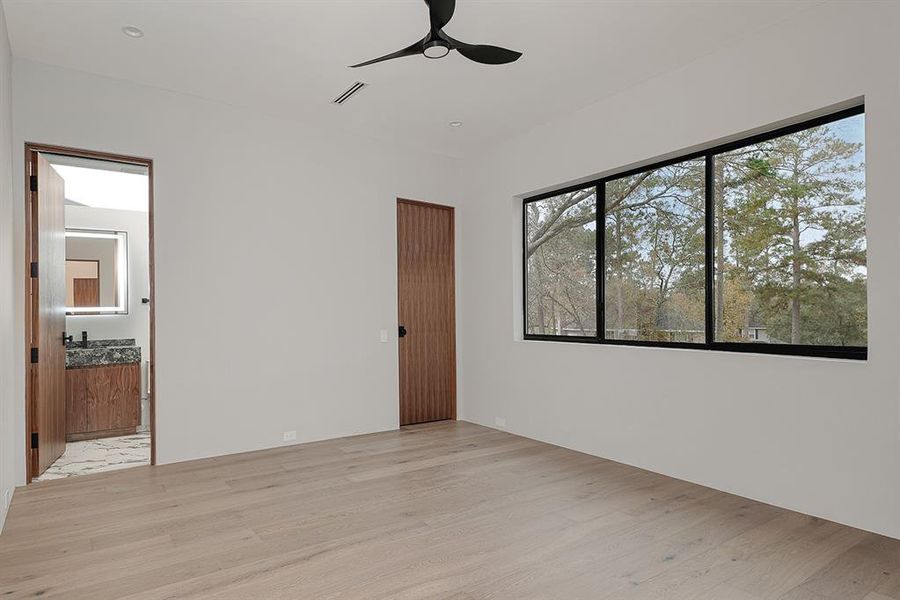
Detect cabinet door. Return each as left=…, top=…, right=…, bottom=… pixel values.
left=66, top=363, right=141, bottom=439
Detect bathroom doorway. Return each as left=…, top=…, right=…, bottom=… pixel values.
left=24, top=144, right=155, bottom=483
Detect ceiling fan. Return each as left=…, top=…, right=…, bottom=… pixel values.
left=349, top=0, right=522, bottom=68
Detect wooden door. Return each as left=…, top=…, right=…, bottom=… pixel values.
left=73, top=278, right=100, bottom=306
left=29, top=153, right=67, bottom=476
left=397, top=199, right=456, bottom=425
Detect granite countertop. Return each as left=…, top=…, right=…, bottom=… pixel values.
left=66, top=339, right=142, bottom=368
left=66, top=338, right=136, bottom=350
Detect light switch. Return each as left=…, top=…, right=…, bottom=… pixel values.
left=379, top=329, right=389, bottom=343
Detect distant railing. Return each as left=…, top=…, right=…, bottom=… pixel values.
left=541, top=327, right=768, bottom=345
left=603, top=329, right=705, bottom=344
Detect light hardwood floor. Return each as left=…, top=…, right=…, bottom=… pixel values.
left=1, top=421, right=898, bottom=599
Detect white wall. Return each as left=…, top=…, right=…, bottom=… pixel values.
left=10, top=58, right=460, bottom=481
left=0, top=2, right=15, bottom=532
left=455, top=1, right=900, bottom=539
left=65, top=205, right=151, bottom=399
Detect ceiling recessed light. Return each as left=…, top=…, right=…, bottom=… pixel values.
left=449, top=121, right=463, bottom=128
left=121, top=26, right=144, bottom=39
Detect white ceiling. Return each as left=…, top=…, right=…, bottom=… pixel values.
left=3, top=0, right=818, bottom=158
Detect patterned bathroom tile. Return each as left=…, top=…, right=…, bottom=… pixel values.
left=34, top=432, right=150, bottom=481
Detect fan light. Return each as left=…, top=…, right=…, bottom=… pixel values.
left=348, top=0, right=522, bottom=68
left=423, top=41, right=450, bottom=59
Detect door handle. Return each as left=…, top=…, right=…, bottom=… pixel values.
left=398, top=325, right=407, bottom=338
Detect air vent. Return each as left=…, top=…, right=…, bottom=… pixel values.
left=333, top=81, right=368, bottom=105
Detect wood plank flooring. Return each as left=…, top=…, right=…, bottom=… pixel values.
left=1, top=421, right=898, bottom=599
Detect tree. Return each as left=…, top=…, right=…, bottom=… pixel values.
left=526, top=114, right=866, bottom=347
left=526, top=193, right=597, bottom=335
left=525, top=188, right=595, bottom=258
left=605, top=161, right=705, bottom=341
left=717, top=118, right=866, bottom=345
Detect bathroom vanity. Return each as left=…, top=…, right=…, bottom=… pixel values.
left=65, top=338, right=141, bottom=441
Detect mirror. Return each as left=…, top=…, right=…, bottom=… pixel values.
left=65, top=229, right=128, bottom=315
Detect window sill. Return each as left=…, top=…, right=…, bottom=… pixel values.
left=521, top=335, right=867, bottom=361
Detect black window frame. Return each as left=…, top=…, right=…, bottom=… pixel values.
left=522, top=104, right=867, bottom=360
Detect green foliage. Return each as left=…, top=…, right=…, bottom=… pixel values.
left=525, top=114, right=866, bottom=347
left=526, top=190, right=597, bottom=335
left=604, top=160, right=705, bottom=342
left=717, top=115, right=866, bottom=345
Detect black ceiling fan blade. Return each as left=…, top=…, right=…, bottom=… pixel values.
left=349, top=38, right=425, bottom=68
left=425, top=0, right=456, bottom=31
left=449, top=38, right=522, bottom=65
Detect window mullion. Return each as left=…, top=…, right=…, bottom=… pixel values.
left=597, top=183, right=605, bottom=342
left=704, top=155, right=715, bottom=347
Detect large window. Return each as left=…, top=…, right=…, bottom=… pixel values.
left=523, top=106, right=866, bottom=359
left=525, top=187, right=597, bottom=336
left=605, top=159, right=705, bottom=343
left=713, top=113, right=866, bottom=347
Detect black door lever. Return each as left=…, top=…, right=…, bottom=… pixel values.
left=398, top=325, right=407, bottom=338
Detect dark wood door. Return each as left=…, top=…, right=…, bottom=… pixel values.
left=73, top=278, right=100, bottom=306
left=31, top=153, right=67, bottom=476
left=397, top=199, right=456, bottom=425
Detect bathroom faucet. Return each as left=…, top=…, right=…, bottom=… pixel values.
left=81, top=331, right=88, bottom=348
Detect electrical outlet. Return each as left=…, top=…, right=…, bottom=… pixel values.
left=283, top=430, right=297, bottom=442
left=2, top=489, right=10, bottom=510
left=495, top=417, right=507, bottom=428
left=379, top=329, right=389, bottom=343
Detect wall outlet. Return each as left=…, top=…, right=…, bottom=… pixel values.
left=2, top=489, right=10, bottom=510
left=495, top=417, right=507, bottom=428
left=282, top=430, right=297, bottom=443
left=379, top=329, right=389, bottom=343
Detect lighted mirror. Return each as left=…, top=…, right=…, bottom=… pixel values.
left=65, top=229, right=128, bottom=315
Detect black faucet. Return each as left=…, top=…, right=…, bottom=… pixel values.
left=81, top=331, right=88, bottom=348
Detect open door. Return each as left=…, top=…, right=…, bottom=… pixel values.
left=27, top=152, right=68, bottom=477
left=397, top=199, right=456, bottom=425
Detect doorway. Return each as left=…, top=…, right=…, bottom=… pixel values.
left=396, top=199, right=456, bottom=425
left=24, top=144, right=155, bottom=483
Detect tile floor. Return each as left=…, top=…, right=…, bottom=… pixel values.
left=34, top=432, right=151, bottom=481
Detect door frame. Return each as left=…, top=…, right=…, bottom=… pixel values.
left=396, top=198, right=457, bottom=425
left=24, top=143, right=156, bottom=483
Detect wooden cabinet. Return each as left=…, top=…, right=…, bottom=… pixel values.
left=66, top=363, right=141, bottom=441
